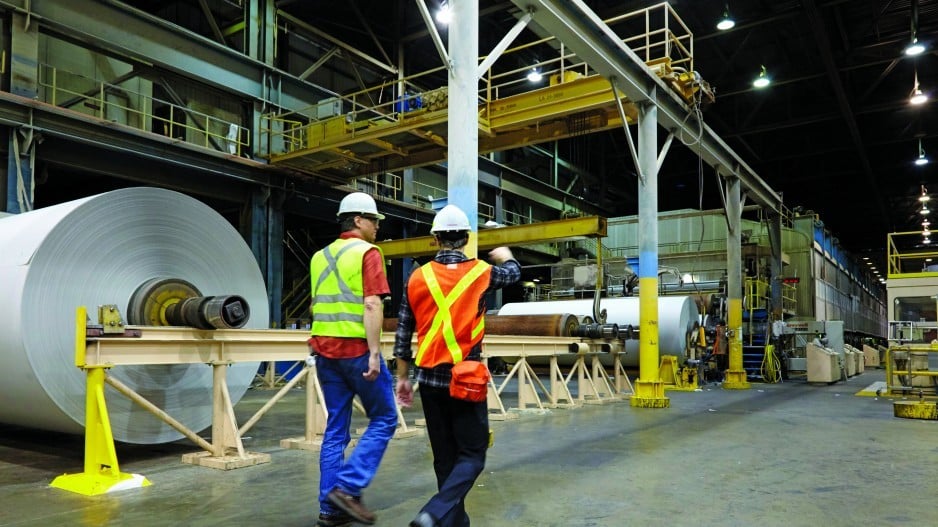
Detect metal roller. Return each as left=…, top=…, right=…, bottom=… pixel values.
left=384, top=312, right=580, bottom=337
left=484, top=313, right=580, bottom=336
left=128, top=277, right=250, bottom=329
left=496, top=296, right=699, bottom=367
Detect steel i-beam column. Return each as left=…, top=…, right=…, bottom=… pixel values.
left=631, top=100, right=669, bottom=408
left=724, top=175, right=750, bottom=389
left=247, top=0, right=276, bottom=158
left=267, top=189, right=285, bottom=329
left=6, top=13, right=37, bottom=214
left=447, top=0, right=480, bottom=257
left=768, top=213, right=783, bottom=319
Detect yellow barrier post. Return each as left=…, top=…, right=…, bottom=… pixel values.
left=50, top=307, right=151, bottom=496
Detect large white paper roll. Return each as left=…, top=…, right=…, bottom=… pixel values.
left=0, top=187, right=269, bottom=444
left=496, top=296, right=699, bottom=366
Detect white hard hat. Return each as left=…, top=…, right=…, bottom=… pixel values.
left=337, top=192, right=385, bottom=220
left=430, top=204, right=471, bottom=233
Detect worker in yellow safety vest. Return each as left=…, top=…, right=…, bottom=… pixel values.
left=308, top=192, right=397, bottom=527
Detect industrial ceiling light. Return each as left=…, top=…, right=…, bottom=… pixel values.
left=911, top=70, right=929, bottom=105
left=921, top=204, right=931, bottom=215
left=716, top=4, right=735, bottom=31
left=916, top=139, right=930, bottom=165
left=905, top=38, right=926, bottom=56
left=752, top=65, right=770, bottom=88
left=526, top=67, right=543, bottom=83
left=905, top=0, right=926, bottom=56
left=435, top=1, right=453, bottom=25
left=924, top=237, right=932, bottom=245
left=924, top=228, right=932, bottom=237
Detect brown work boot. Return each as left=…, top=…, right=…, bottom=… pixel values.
left=327, top=488, right=376, bottom=525
left=317, top=511, right=354, bottom=527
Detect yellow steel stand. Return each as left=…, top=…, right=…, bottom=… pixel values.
left=659, top=355, right=699, bottom=391
left=722, top=298, right=750, bottom=390
left=50, top=307, right=151, bottom=495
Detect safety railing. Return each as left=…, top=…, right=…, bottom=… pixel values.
left=355, top=173, right=402, bottom=201
left=744, top=277, right=797, bottom=315
left=887, top=231, right=938, bottom=277
left=885, top=344, right=938, bottom=395
left=504, top=209, right=532, bottom=226
left=260, top=2, right=698, bottom=160
left=782, top=282, right=797, bottom=313
left=38, top=64, right=250, bottom=156
left=479, top=2, right=693, bottom=102
left=889, top=320, right=938, bottom=344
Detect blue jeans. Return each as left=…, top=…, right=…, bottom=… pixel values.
left=316, top=353, right=397, bottom=514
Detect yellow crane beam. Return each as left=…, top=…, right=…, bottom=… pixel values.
left=377, top=215, right=607, bottom=259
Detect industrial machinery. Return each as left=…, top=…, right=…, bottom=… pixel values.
left=883, top=231, right=938, bottom=399
left=0, top=187, right=269, bottom=444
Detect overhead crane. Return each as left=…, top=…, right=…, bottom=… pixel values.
left=263, top=4, right=712, bottom=183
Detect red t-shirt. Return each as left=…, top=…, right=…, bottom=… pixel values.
left=309, top=232, right=390, bottom=359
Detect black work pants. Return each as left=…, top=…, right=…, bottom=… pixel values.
left=418, top=384, right=489, bottom=527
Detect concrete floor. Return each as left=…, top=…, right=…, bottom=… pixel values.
left=1, top=369, right=936, bottom=527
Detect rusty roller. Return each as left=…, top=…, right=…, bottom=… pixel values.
left=383, top=313, right=579, bottom=337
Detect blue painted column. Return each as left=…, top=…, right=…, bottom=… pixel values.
left=630, top=98, right=669, bottom=408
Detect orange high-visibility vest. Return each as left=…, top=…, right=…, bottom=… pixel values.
left=408, top=259, right=492, bottom=367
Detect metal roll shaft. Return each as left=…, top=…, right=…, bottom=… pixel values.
left=164, top=295, right=250, bottom=329
left=384, top=313, right=579, bottom=337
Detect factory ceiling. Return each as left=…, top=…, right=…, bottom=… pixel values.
left=119, top=0, right=937, bottom=260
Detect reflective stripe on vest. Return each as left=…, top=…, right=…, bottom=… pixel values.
left=414, top=260, right=490, bottom=365
left=309, top=238, right=375, bottom=338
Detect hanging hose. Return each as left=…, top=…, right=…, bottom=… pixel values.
left=761, top=344, right=782, bottom=383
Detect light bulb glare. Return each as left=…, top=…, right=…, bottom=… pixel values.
left=435, top=5, right=452, bottom=24
left=905, top=41, right=926, bottom=56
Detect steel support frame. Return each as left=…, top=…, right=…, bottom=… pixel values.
left=377, top=215, right=607, bottom=259
left=0, top=0, right=327, bottom=111
left=0, top=91, right=277, bottom=197
left=508, top=0, right=782, bottom=214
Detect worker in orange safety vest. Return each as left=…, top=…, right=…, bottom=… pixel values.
left=393, top=204, right=520, bottom=527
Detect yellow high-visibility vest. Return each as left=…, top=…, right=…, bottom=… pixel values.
left=309, top=238, right=382, bottom=338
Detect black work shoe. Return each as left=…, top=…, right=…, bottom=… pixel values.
left=317, top=511, right=354, bottom=527
left=327, top=488, right=376, bottom=525
left=409, top=511, right=437, bottom=527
